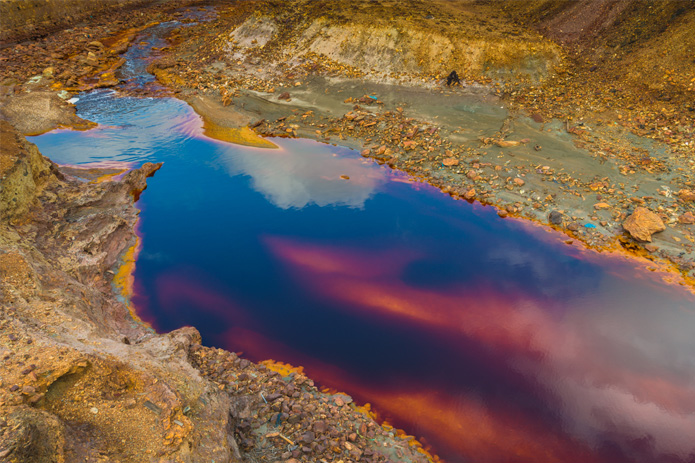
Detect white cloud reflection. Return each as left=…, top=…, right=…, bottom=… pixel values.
left=216, top=139, right=385, bottom=209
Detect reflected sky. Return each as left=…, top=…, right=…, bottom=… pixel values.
left=31, top=91, right=695, bottom=463
left=216, top=142, right=384, bottom=209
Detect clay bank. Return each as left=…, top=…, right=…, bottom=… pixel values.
left=2, top=1, right=695, bottom=463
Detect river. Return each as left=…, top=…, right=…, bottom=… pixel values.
left=30, top=19, right=695, bottom=463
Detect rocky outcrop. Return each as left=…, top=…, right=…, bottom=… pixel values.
left=0, top=122, right=241, bottom=462
left=0, top=120, right=53, bottom=222
left=0, top=92, right=95, bottom=136
left=623, top=207, right=666, bottom=242
left=227, top=2, right=562, bottom=81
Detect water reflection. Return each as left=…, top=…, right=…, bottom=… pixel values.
left=262, top=236, right=695, bottom=462
left=216, top=140, right=385, bottom=209
left=30, top=90, right=695, bottom=463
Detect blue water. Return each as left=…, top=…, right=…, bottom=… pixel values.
left=30, top=90, right=695, bottom=463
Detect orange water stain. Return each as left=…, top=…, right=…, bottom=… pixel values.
left=114, top=240, right=138, bottom=301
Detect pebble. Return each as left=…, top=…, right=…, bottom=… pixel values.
left=549, top=211, right=563, bottom=225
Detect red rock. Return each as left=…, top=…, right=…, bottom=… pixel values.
left=531, top=112, right=544, bottom=123
left=623, top=207, right=666, bottom=242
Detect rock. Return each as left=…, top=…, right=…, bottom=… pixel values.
left=495, top=140, right=520, bottom=147
left=679, top=212, right=695, bottom=224
left=594, top=202, right=611, bottom=210
left=464, top=189, right=476, bottom=200
left=278, top=92, right=291, bottom=101
left=567, top=222, right=579, bottom=231
left=549, top=211, right=563, bottom=225
left=513, top=178, right=525, bottom=186
left=531, top=112, right=544, bottom=123
left=442, top=157, right=459, bottom=166
left=623, top=207, right=666, bottom=242
left=0, top=91, right=94, bottom=136
left=298, top=432, right=315, bottom=444
left=313, top=421, right=327, bottom=433
left=678, top=190, right=695, bottom=201
left=86, top=41, right=104, bottom=51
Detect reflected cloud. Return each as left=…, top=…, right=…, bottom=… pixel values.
left=216, top=139, right=386, bottom=209
left=264, top=235, right=695, bottom=463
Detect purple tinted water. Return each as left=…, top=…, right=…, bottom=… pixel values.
left=30, top=90, right=695, bottom=463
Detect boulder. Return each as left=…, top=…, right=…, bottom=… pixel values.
left=623, top=207, right=665, bottom=242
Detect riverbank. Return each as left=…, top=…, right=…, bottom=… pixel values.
left=2, top=0, right=693, bottom=278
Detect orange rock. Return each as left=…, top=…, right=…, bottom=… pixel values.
left=678, top=189, right=695, bottom=201
left=679, top=211, right=695, bottom=224
left=623, top=207, right=666, bottom=242
left=442, top=157, right=459, bottom=166
left=513, top=178, right=525, bottom=186
left=463, top=189, right=476, bottom=200
left=594, top=202, right=611, bottom=210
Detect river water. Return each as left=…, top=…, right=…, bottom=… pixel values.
left=30, top=20, right=695, bottom=463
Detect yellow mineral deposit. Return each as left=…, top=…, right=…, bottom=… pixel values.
left=202, top=119, right=279, bottom=149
